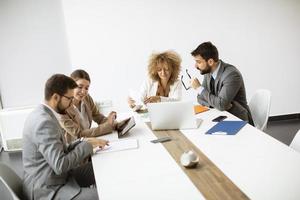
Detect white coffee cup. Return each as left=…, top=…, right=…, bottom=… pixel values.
left=180, top=150, right=199, bottom=168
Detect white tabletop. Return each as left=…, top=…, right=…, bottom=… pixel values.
left=92, top=110, right=300, bottom=200
left=92, top=112, right=205, bottom=200
left=181, top=109, right=300, bottom=200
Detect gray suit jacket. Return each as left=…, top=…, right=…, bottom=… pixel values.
left=197, top=60, right=253, bottom=124
left=22, top=104, right=93, bottom=200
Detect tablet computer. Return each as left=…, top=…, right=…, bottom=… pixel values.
left=116, top=117, right=136, bottom=138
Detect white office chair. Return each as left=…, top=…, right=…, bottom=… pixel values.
left=0, top=163, right=23, bottom=200
left=248, top=89, right=271, bottom=131
left=290, top=130, right=300, bottom=153
left=0, top=105, right=35, bottom=151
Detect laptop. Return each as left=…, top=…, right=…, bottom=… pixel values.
left=148, top=101, right=202, bottom=130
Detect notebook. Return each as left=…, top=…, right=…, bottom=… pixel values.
left=205, top=120, right=247, bottom=135
left=194, top=105, right=209, bottom=114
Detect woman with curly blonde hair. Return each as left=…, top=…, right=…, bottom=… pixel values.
left=128, top=50, right=182, bottom=108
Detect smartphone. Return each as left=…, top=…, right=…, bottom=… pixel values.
left=150, top=137, right=172, bottom=144
left=212, top=115, right=227, bottom=122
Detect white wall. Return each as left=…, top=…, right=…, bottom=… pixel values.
left=0, top=0, right=71, bottom=108
left=62, top=0, right=300, bottom=116
left=1, top=0, right=299, bottom=115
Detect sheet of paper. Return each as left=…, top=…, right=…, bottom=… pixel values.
left=95, top=139, right=139, bottom=154
left=98, top=131, right=119, bottom=141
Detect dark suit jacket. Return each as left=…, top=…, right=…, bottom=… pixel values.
left=197, top=60, right=253, bottom=124
left=22, top=104, right=93, bottom=200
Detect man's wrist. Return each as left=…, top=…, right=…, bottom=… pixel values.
left=197, top=86, right=204, bottom=95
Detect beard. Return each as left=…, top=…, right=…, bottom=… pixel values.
left=56, top=99, right=70, bottom=114
left=198, top=64, right=212, bottom=75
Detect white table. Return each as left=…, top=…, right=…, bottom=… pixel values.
left=92, top=113, right=205, bottom=200
left=92, top=110, right=300, bottom=200
left=182, top=109, right=300, bottom=200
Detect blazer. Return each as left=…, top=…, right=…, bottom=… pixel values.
left=22, top=104, right=93, bottom=200
left=60, top=95, right=114, bottom=144
left=138, top=79, right=182, bottom=102
left=197, top=60, right=253, bottom=124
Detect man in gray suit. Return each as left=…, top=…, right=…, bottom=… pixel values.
left=23, top=74, right=108, bottom=200
left=190, top=42, right=253, bottom=124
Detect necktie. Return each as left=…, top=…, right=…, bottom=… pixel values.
left=210, top=77, right=215, bottom=95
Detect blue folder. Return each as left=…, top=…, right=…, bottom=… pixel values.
left=205, top=120, right=247, bottom=135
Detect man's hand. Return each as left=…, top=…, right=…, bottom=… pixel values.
left=144, top=96, right=161, bottom=104
left=127, top=97, right=136, bottom=108
left=84, top=138, right=109, bottom=149
left=190, top=78, right=201, bottom=89
left=107, top=111, right=117, bottom=126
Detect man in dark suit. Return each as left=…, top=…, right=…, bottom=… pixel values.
left=23, top=74, right=108, bottom=200
left=190, top=42, right=253, bottom=124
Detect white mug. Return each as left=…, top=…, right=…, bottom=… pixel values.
left=180, top=150, right=199, bottom=168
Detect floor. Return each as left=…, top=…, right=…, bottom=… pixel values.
left=1, top=118, right=300, bottom=178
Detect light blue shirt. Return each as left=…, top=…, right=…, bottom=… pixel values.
left=197, top=61, right=221, bottom=95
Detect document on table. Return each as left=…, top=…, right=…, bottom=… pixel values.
left=95, top=139, right=139, bottom=154
left=205, top=120, right=247, bottom=135
left=98, top=131, right=119, bottom=141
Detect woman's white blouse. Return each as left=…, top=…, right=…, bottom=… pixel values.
left=138, top=79, right=182, bottom=103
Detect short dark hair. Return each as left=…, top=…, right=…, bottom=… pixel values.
left=44, top=74, right=77, bottom=101
left=191, top=41, right=219, bottom=62
left=70, top=69, right=91, bottom=82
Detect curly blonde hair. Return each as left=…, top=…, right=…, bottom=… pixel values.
left=148, top=50, right=182, bottom=85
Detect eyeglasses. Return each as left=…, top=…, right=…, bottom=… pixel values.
left=181, top=69, right=192, bottom=90
left=61, top=95, right=74, bottom=102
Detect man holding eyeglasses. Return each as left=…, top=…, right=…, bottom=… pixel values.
left=189, top=41, right=253, bottom=124
left=23, top=74, right=106, bottom=200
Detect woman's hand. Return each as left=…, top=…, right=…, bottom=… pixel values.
left=144, top=96, right=161, bottom=104
left=127, top=97, right=136, bottom=108
left=107, top=111, right=117, bottom=126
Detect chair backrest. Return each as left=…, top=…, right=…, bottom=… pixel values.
left=290, top=130, right=300, bottom=153
left=248, top=89, right=271, bottom=131
left=0, top=163, right=23, bottom=200
left=0, top=106, right=35, bottom=151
